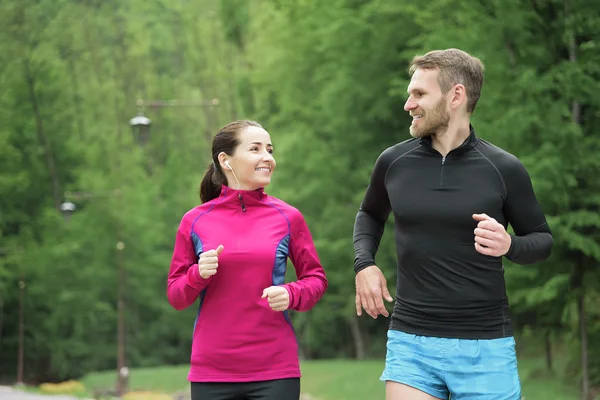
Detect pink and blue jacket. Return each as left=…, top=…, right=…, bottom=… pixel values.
left=167, top=185, right=328, bottom=382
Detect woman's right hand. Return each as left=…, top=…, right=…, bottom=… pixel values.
left=198, top=245, right=224, bottom=279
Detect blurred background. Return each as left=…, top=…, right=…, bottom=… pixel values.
left=0, top=0, right=598, bottom=399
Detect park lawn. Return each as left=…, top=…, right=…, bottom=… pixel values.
left=299, top=358, right=580, bottom=400
left=81, top=357, right=580, bottom=400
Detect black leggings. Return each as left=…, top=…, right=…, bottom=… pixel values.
left=190, top=378, right=300, bottom=400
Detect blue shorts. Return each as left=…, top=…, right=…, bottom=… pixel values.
left=380, top=330, right=521, bottom=400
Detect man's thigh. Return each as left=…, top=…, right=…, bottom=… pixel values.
left=386, top=381, right=445, bottom=400
left=380, top=330, right=449, bottom=400
left=446, top=336, right=521, bottom=400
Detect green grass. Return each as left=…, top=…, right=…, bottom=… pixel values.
left=517, top=356, right=581, bottom=400
left=299, top=359, right=383, bottom=400
left=80, top=357, right=580, bottom=400
left=82, top=366, right=189, bottom=395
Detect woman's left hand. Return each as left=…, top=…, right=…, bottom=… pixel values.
left=261, top=286, right=290, bottom=311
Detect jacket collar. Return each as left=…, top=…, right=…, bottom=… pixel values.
left=219, top=185, right=266, bottom=201
left=419, top=124, right=478, bottom=156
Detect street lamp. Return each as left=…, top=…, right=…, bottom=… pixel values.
left=129, top=114, right=151, bottom=147
left=60, top=201, right=76, bottom=222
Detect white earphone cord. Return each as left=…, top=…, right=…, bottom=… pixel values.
left=228, top=163, right=241, bottom=191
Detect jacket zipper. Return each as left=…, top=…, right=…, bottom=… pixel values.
left=439, top=156, right=446, bottom=187
left=238, top=193, right=247, bottom=212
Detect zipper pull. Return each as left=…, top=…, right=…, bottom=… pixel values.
left=238, top=193, right=246, bottom=212
left=442, top=156, right=446, bottom=165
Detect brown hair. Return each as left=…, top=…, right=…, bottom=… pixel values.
left=409, top=48, right=485, bottom=113
left=199, top=120, right=263, bottom=203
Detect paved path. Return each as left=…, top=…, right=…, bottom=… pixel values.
left=0, top=386, right=318, bottom=400
left=0, top=386, right=80, bottom=400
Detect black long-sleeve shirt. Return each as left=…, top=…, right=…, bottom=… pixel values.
left=353, top=126, right=553, bottom=339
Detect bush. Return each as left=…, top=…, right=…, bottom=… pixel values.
left=123, top=391, right=173, bottom=400
left=39, top=380, right=86, bottom=395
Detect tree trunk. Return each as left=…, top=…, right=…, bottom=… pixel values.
left=17, top=277, right=25, bottom=384
left=66, top=51, right=85, bottom=142
left=578, top=292, right=590, bottom=400
left=0, top=295, right=4, bottom=351
left=565, top=1, right=588, bottom=397
left=349, top=316, right=365, bottom=360
left=25, top=62, right=62, bottom=212
left=545, top=330, right=553, bottom=372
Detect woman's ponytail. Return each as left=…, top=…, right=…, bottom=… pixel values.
left=199, top=161, right=224, bottom=203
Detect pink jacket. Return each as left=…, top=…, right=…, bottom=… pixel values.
left=167, top=185, right=328, bottom=382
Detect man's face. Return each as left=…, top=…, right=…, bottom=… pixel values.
left=404, top=68, right=450, bottom=138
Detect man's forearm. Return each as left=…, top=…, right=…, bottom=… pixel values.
left=505, top=231, right=553, bottom=264
left=353, top=209, right=386, bottom=274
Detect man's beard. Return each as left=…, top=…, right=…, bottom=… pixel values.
left=409, top=99, right=450, bottom=139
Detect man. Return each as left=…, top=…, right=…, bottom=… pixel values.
left=353, top=48, right=553, bottom=400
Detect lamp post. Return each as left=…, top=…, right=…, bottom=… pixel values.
left=115, top=239, right=128, bottom=396
left=60, top=191, right=128, bottom=396
left=129, top=98, right=220, bottom=144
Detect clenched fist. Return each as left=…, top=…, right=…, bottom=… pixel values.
left=473, top=214, right=511, bottom=257
left=261, top=286, right=290, bottom=312
left=198, top=245, right=224, bottom=279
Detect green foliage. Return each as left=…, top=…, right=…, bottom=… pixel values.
left=0, top=0, right=599, bottom=396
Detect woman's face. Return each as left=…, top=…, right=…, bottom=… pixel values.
left=221, top=126, right=276, bottom=190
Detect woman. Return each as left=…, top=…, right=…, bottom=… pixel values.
left=167, top=120, right=328, bottom=400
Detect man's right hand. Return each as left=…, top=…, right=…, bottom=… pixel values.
left=198, top=245, right=224, bottom=279
left=355, top=265, right=394, bottom=319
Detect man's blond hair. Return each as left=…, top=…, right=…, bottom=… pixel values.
left=409, top=48, right=485, bottom=113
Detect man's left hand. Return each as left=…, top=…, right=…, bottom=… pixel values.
left=472, top=213, right=511, bottom=257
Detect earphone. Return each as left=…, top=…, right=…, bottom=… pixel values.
left=223, top=159, right=240, bottom=190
